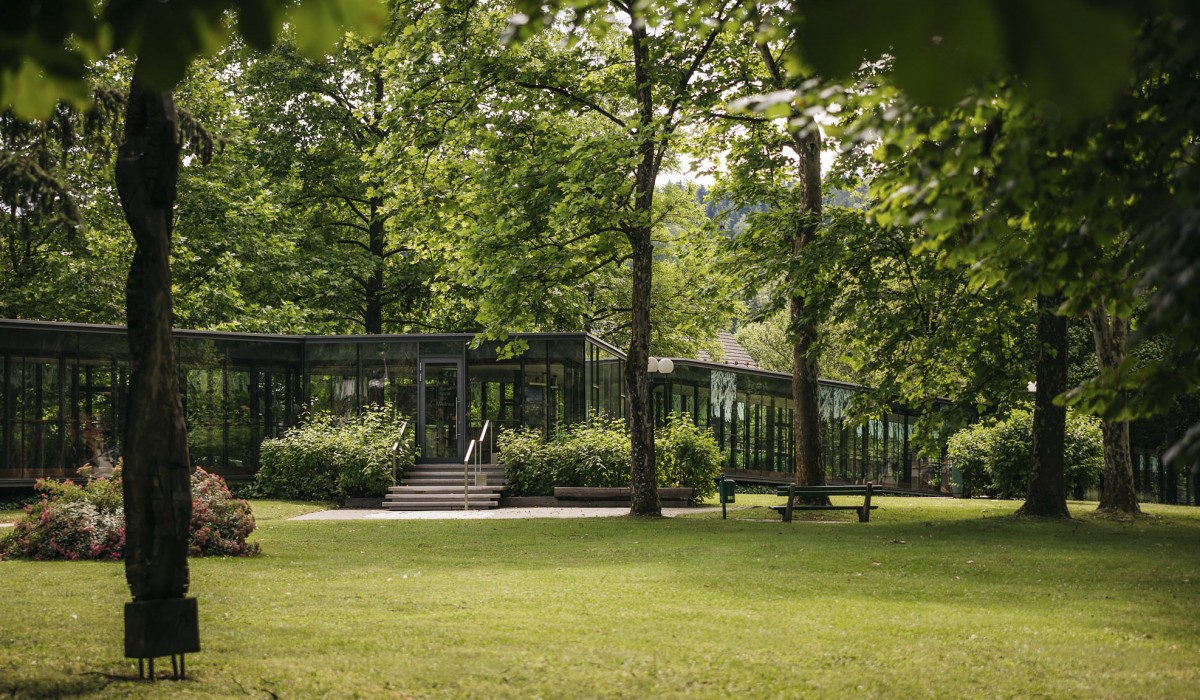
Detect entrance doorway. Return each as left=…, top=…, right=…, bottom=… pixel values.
left=418, top=358, right=465, bottom=462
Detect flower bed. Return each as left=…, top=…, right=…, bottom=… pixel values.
left=1, top=466, right=259, bottom=560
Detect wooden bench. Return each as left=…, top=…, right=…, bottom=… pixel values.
left=770, top=483, right=879, bottom=523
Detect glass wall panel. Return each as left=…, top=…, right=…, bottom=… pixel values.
left=548, top=339, right=585, bottom=433
left=466, top=341, right=522, bottom=462
left=0, top=323, right=971, bottom=493
left=522, top=340, right=549, bottom=437
left=306, top=343, right=358, bottom=418
left=587, top=342, right=624, bottom=420
left=360, top=341, right=419, bottom=420
left=3, top=357, right=67, bottom=479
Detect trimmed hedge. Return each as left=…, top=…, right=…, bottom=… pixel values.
left=947, top=406, right=1104, bottom=499
left=255, top=408, right=416, bottom=501
left=498, top=414, right=722, bottom=504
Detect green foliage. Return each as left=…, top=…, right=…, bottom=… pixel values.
left=5, top=498, right=1200, bottom=696
left=255, top=407, right=416, bottom=501
left=1, top=0, right=387, bottom=119
left=654, top=413, right=722, bottom=505
left=498, top=418, right=631, bottom=497
left=499, top=414, right=723, bottom=501
left=948, top=407, right=1103, bottom=499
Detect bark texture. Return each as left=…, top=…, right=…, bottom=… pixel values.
left=1018, top=294, right=1069, bottom=518
left=116, top=66, right=193, bottom=600
left=625, top=20, right=660, bottom=516
left=1089, top=304, right=1140, bottom=514
left=788, top=128, right=825, bottom=494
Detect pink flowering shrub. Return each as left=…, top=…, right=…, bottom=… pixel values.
left=189, top=468, right=260, bottom=557
left=1, top=479, right=125, bottom=560
left=1, top=467, right=260, bottom=560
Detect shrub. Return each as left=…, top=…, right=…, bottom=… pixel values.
left=948, top=406, right=1104, bottom=499
left=549, top=418, right=634, bottom=490
left=1, top=466, right=259, bottom=560
left=190, top=468, right=260, bottom=557
left=500, top=415, right=723, bottom=502
left=255, top=407, right=416, bottom=501
left=656, top=413, right=722, bottom=504
left=497, top=428, right=556, bottom=496
left=499, top=419, right=631, bottom=496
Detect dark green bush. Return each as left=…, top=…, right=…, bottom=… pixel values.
left=255, top=408, right=416, bottom=501
left=499, top=414, right=722, bottom=502
left=948, top=406, right=1103, bottom=499
left=499, top=419, right=631, bottom=496
left=497, top=428, right=555, bottom=496
left=655, top=413, right=722, bottom=504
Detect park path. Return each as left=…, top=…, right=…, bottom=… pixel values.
left=290, top=506, right=718, bottom=521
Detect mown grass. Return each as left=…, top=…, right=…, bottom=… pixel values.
left=1, top=497, right=1198, bottom=698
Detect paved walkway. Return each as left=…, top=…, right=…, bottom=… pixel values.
left=291, top=506, right=720, bottom=521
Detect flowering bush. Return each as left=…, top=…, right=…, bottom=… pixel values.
left=1, top=466, right=260, bottom=560
left=190, top=468, right=260, bottom=557
left=2, top=477, right=125, bottom=560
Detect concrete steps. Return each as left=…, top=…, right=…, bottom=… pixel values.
left=383, top=463, right=507, bottom=511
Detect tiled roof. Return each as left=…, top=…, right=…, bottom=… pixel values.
left=695, top=331, right=759, bottom=369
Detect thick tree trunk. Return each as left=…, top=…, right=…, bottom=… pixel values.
left=789, top=127, right=825, bottom=495
left=626, top=229, right=658, bottom=515
left=116, top=67, right=193, bottom=600
left=1017, top=294, right=1069, bottom=518
left=792, top=305, right=824, bottom=487
left=626, top=20, right=660, bottom=516
left=1089, top=304, right=1140, bottom=514
left=755, top=40, right=826, bottom=497
left=787, top=109, right=825, bottom=501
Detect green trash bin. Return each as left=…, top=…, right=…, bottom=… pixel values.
left=715, top=476, right=736, bottom=518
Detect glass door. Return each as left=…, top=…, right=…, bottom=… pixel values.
left=418, top=359, right=465, bottom=462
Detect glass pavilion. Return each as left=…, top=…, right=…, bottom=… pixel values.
left=4, top=319, right=1186, bottom=503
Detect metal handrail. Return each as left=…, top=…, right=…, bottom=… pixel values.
left=463, top=439, right=476, bottom=510
left=461, top=420, right=492, bottom=511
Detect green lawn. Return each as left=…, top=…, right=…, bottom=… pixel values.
left=1, top=497, right=1198, bottom=698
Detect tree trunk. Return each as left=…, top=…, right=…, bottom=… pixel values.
left=117, top=64, right=193, bottom=604
left=787, top=142, right=825, bottom=492
left=363, top=70, right=387, bottom=335
left=626, top=19, right=660, bottom=516
left=1017, top=294, right=1069, bottom=518
left=755, top=39, right=826, bottom=498
left=364, top=195, right=385, bottom=334
left=789, top=128, right=825, bottom=495
left=1089, top=303, right=1140, bottom=514
left=626, top=229, right=658, bottom=515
